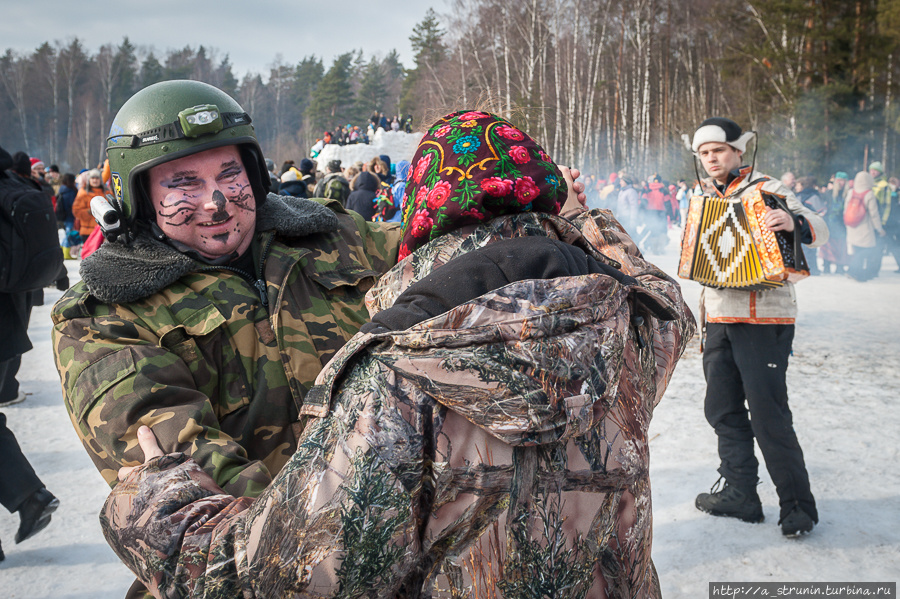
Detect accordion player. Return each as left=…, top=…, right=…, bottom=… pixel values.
left=678, top=184, right=810, bottom=290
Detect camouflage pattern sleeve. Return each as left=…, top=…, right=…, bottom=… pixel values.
left=359, top=219, right=402, bottom=274
left=310, top=197, right=401, bottom=275
left=573, top=208, right=697, bottom=406
left=52, top=286, right=275, bottom=497
left=101, top=453, right=254, bottom=598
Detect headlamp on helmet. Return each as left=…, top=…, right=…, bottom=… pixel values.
left=179, top=105, right=222, bottom=138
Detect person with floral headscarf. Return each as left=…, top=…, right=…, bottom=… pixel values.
left=395, top=110, right=568, bottom=260
left=99, top=111, right=695, bottom=599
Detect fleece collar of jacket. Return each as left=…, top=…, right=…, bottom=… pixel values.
left=80, top=193, right=340, bottom=304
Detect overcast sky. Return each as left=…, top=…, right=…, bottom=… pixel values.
left=3, top=0, right=442, bottom=79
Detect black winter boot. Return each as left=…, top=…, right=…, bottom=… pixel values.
left=779, top=504, right=815, bottom=537
left=15, top=488, right=59, bottom=544
left=695, top=477, right=764, bottom=523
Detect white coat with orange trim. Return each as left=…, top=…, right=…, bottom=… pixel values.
left=699, top=167, right=829, bottom=325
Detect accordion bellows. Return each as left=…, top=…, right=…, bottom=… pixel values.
left=679, top=190, right=809, bottom=290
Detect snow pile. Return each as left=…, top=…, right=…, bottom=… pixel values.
left=314, top=128, right=423, bottom=169
left=1, top=233, right=898, bottom=596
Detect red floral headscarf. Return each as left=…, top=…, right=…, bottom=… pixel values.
left=397, top=111, right=566, bottom=260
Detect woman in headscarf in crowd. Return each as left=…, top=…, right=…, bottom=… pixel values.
left=102, top=110, right=695, bottom=599
left=71, top=169, right=104, bottom=243
left=845, top=171, right=886, bottom=281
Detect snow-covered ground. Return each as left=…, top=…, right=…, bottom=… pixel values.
left=1, top=230, right=898, bottom=597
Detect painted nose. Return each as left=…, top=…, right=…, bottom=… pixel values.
left=202, top=190, right=230, bottom=222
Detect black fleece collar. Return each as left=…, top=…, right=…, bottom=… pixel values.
left=80, top=194, right=340, bottom=304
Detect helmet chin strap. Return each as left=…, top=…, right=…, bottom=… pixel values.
left=148, top=221, right=168, bottom=242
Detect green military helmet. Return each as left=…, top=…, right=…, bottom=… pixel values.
left=106, top=80, right=269, bottom=234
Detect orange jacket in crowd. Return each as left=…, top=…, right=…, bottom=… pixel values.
left=72, top=186, right=105, bottom=237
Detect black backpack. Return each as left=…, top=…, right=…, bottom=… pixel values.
left=0, top=171, right=64, bottom=293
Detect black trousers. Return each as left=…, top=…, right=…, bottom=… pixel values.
left=703, top=322, right=817, bottom=522
left=848, top=245, right=881, bottom=281
left=0, top=355, right=22, bottom=403
left=0, top=411, right=44, bottom=513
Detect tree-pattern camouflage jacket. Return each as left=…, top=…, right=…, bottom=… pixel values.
left=52, top=194, right=401, bottom=497
left=101, top=209, right=696, bottom=599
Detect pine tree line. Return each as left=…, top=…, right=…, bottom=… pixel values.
left=0, top=39, right=406, bottom=170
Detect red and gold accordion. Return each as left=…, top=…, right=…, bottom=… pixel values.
left=678, top=190, right=809, bottom=290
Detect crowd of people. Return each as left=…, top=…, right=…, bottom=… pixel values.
left=578, top=172, right=685, bottom=254
left=776, top=166, right=899, bottom=281
left=309, top=112, right=413, bottom=157
left=1, top=154, right=116, bottom=261
left=269, top=152, right=409, bottom=223
left=12, top=124, right=899, bottom=285
left=573, top=165, right=900, bottom=280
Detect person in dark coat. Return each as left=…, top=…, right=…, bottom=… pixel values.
left=278, top=169, right=309, bottom=198
left=796, top=176, right=826, bottom=275
left=55, top=173, right=78, bottom=230
left=0, top=144, right=60, bottom=561
left=265, top=159, right=280, bottom=192
left=378, top=153, right=393, bottom=184
left=345, top=171, right=380, bottom=221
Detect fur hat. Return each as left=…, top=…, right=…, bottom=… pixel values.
left=691, top=117, right=755, bottom=153
left=87, top=168, right=102, bottom=181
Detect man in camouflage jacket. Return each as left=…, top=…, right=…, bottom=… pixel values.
left=52, top=194, right=399, bottom=497
left=51, top=81, right=401, bottom=500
